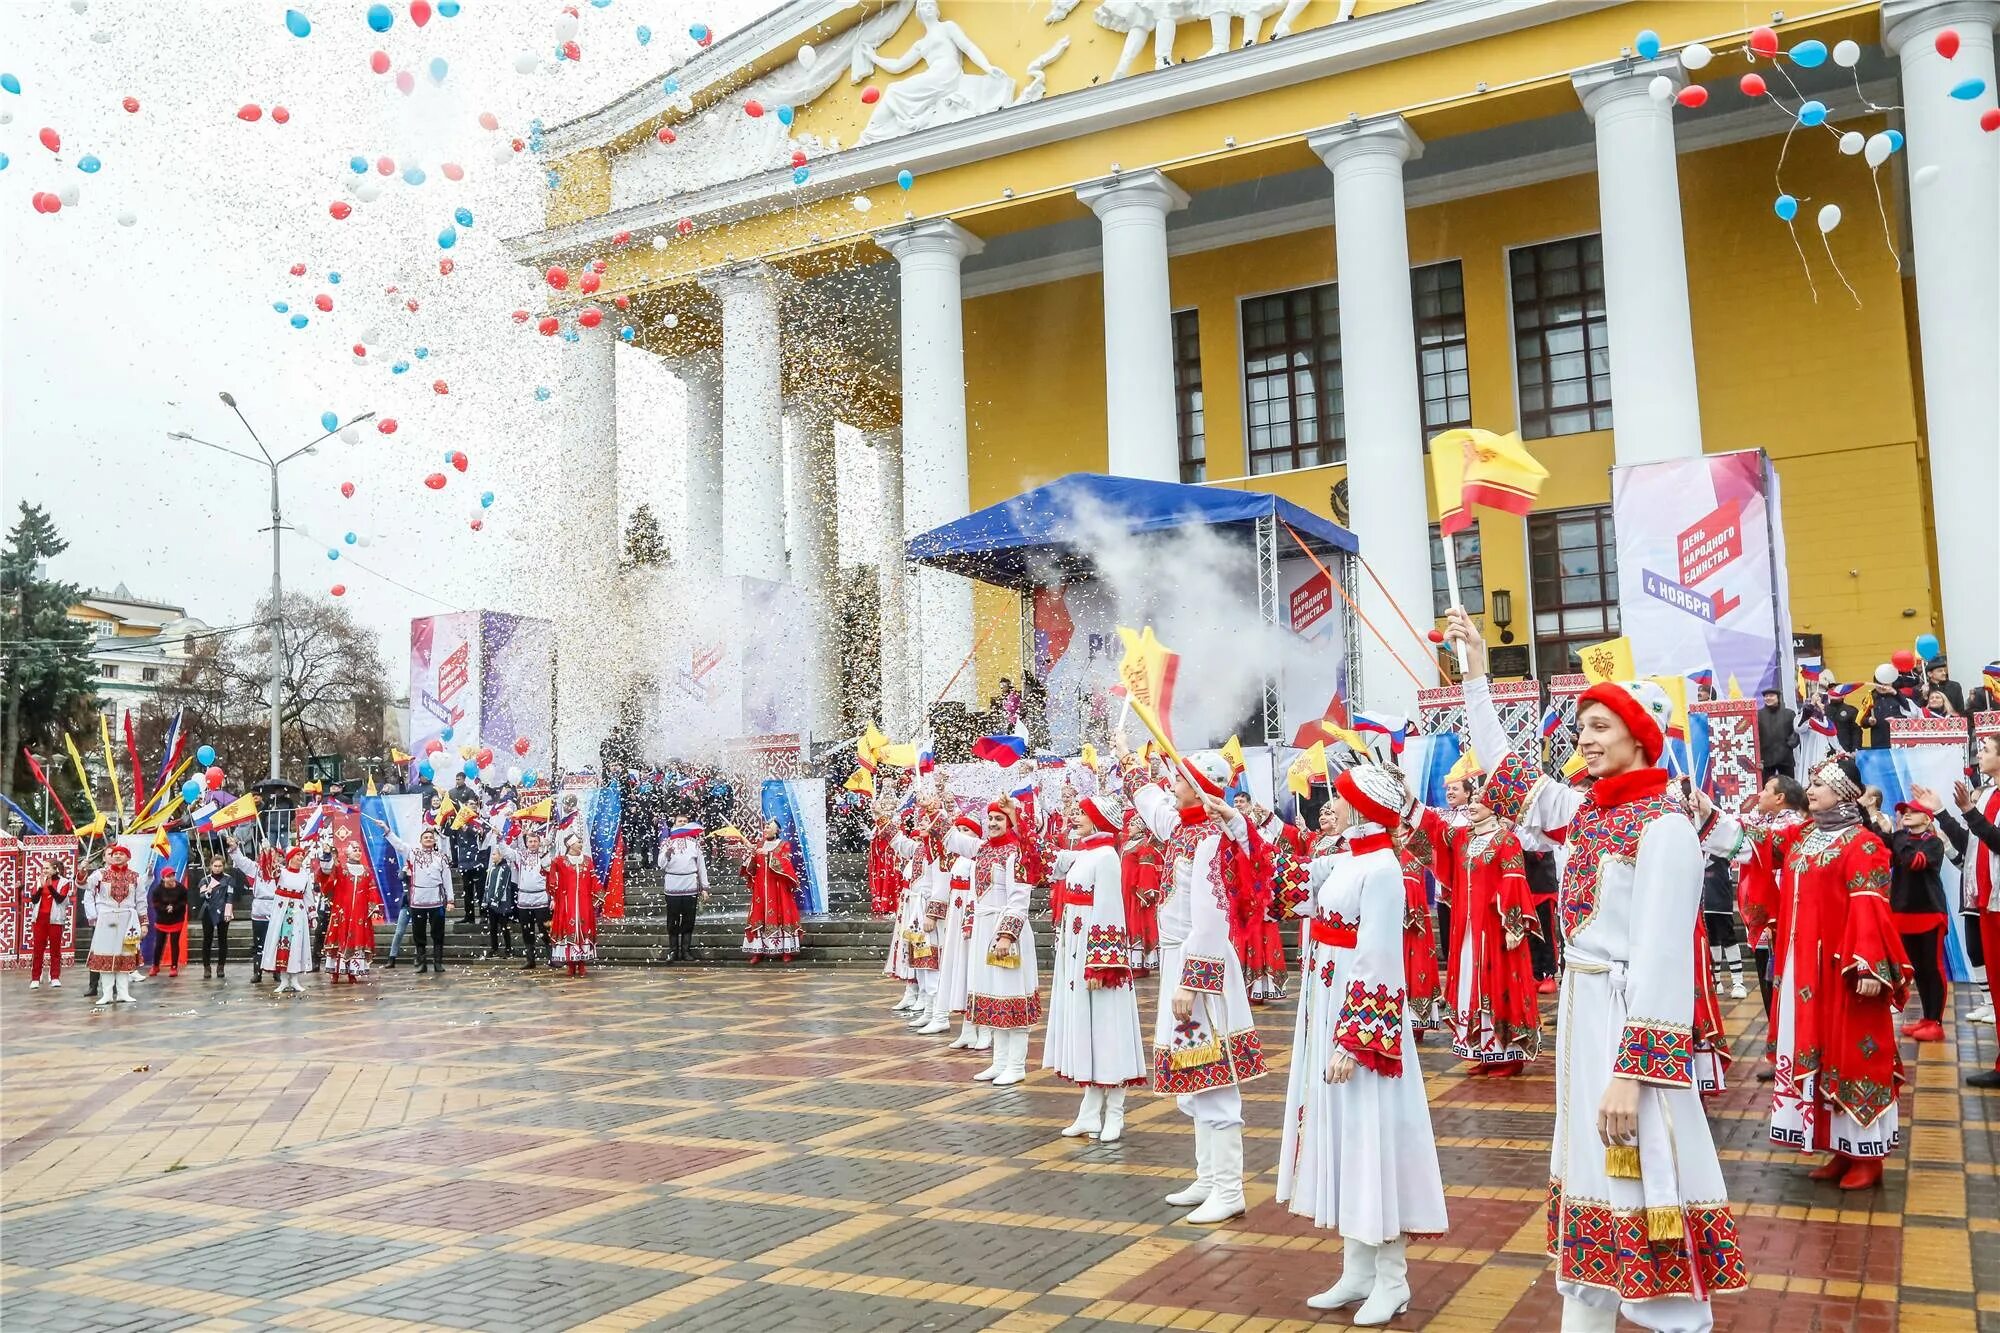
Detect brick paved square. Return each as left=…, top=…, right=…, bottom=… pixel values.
left=815, top=1216, right=1130, bottom=1287
left=337, top=1250, right=692, bottom=1330
left=342, top=1177, right=612, bottom=1230
left=0, top=1287, right=206, bottom=1332
left=0, top=1201, right=194, bottom=1269
left=479, top=1096, right=680, bottom=1132
left=124, top=1226, right=425, bottom=1299
left=646, top=1279, right=1009, bottom=1332
left=779, top=1077, right=960, bottom=1111
left=723, top=1151, right=968, bottom=1203
left=460, top=1066, right=642, bottom=1095
left=685, top=1107, right=871, bottom=1145
left=558, top=1193, right=843, bottom=1259
left=362, top=1128, right=559, bottom=1168
left=608, top=1074, right=785, bottom=1102
left=524, top=1140, right=750, bottom=1184
left=137, top=1162, right=401, bottom=1210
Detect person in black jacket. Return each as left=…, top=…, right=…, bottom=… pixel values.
left=1926, top=657, right=1965, bottom=715
left=149, top=868, right=191, bottom=977
left=1890, top=804, right=1951, bottom=1043
left=1757, top=688, right=1798, bottom=782
left=190, top=851, right=241, bottom=981
left=1701, top=854, right=1748, bottom=999
left=1866, top=673, right=1922, bottom=749
left=1820, top=688, right=1864, bottom=755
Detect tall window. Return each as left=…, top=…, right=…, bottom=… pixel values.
left=1413, top=261, right=1472, bottom=435
left=99, top=663, right=119, bottom=680
left=1429, top=525, right=1484, bottom=616
left=1511, top=235, right=1612, bottom=439
left=1172, top=309, right=1205, bottom=483
left=1241, top=283, right=1343, bottom=473
left=1529, top=505, right=1620, bottom=678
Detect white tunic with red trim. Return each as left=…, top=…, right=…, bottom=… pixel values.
left=937, top=831, right=980, bottom=1015
left=1276, top=828, right=1447, bottom=1241
left=1041, top=837, right=1148, bottom=1087
left=964, top=835, right=1040, bottom=1029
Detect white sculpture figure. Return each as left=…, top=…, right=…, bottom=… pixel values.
left=855, top=0, right=1015, bottom=144
left=1070, top=0, right=1200, bottom=79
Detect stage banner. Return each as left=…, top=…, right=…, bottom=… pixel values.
left=409, top=612, right=481, bottom=771
left=1611, top=449, right=1793, bottom=696
left=1857, top=733, right=1973, bottom=982
left=480, top=613, right=554, bottom=773
left=0, top=834, right=79, bottom=967
left=1277, top=554, right=1350, bottom=754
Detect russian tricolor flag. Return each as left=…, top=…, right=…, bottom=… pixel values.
left=972, top=736, right=1029, bottom=767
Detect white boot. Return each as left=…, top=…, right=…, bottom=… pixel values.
left=95, top=977, right=117, bottom=1006
left=1185, top=1125, right=1246, bottom=1224
left=948, top=1018, right=975, bottom=1049
left=918, top=985, right=952, bottom=1034
left=1062, top=1087, right=1106, bottom=1137
left=1558, top=1293, right=1619, bottom=1332
left=1097, top=1088, right=1127, bottom=1143
left=1164, top=1122, right=1213, bottom=1206
left=1352, top=1237, right=1410, bottom=1325
left=992, top=1030, right=1029, bottom=1086
left=115, top=973, right=135, bottom=1003
left=973, top=1029, right=1004, bottom=1081
left=917, top=1013, right=951, bottom=1035
left=971, top=1025, right=993, bottom=1051
left=893, top=982, right=918, bottom=1012
left=1306, top=1237, right=1377, bottom=1310
left=906, top=1004, right=932, bottom=1028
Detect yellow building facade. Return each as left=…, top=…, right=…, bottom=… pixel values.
left=512, top=0, right=1996, bottom=750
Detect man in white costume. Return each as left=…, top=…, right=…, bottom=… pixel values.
left=1044, top=793, right=1149, bottom=1142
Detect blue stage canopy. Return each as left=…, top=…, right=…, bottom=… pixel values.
left=905, top=473, right=1358, bottom=591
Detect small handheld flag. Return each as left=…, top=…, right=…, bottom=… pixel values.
left=1576, top=636, right=1636, bottom=685
left=971, top=736, right=1029, bottom=767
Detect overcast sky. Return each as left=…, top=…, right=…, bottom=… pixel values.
left=0, top=0, right=845, bottom=681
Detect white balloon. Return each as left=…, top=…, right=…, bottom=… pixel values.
left=356, top=534, right=372, bottom=548
left=651, top=234, right=669, bottom=250
left=1680, top=41, right=1712, bottom=70
left=1874, top=662, right=1898, bottom=685
left=664, top=313, right=680, bottom=328
left=507, top=766, right=524, bottom=784
left=553, top=13, right=578, bottom=40
left=90, top=29, right=109, bottom=43
left=339, top=426, right=360, bottom=444
left=69, top=0, right=87, bottom=12
left=798, top=43, right=817, bottom=68
left=1915, top=163, right=1942, bottom=188
left=116, top=209, right=136, bottom=226
left=851, top=195, right=873, bottom=213
left=1647, top=74, right=1674, bottom=102
left=58, top=183, right=78, bottom=205
left=514, top=51, right=539, bottom=75
left=674, top=94, right=693, bottom=114
left=0, top=111, right=11, bottom=125
left=356, top=180, right=382, bottom=202
left=1864, top=132, right=1893, bottom=168
left=359, top=326, right=380, bottom=343
left=492, top=143, right=514, bottom=164
left=1833, top=39, right=1862, bottom=68
left=1817, top=203, right=1842, bottom=233
left=1838, top=131, right=1865, bottom=155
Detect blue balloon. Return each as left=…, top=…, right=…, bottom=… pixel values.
left=777, top=105, right=794, bottom=126
left=897, top=169, right=914, bottom=190
left=534, top=386, right=551, bottom=401
left=321, top=410, right=339, bottom=431
left=479, top=491, right=494, bottom=507
left=429, top=57, right=448, bottom=83
left=349, top=155, right=367, bottom=173
left=438, top=225, right=458, bottom=249
left=1916, top=633, right=1941, bottom=660
left=463, top=760, right=479, bottom=778
left=343, top=531, right=357, bottom=545
left=555, top=43, right=569, bottom=61
left=182, top=780, right=203, bottom=804
left=441, top=726, right=455, bottom=742
left=1797, top=100, right=1827, bottom=127
left=1949, top=77, right=1988, bottom=100
left=285, top=8, right=311, bottom=38
left=636, top=24, right=651, bottom=44
left=545, top=169, right=560, bottom=190
left=366, top=3, right=393, bottom=33
left=590, top=0, right=610, bottom=7
left=522, top=770, right=538, bottom=787
left=196, top=745, right=218, bottom=767
left=418, top=761, right=434, bottom=780
left=326, top=548, right=340, bottom=561
left=1634, top=29, right=1660, bottom=59
left=1774, top=193, right=1798, bottom=221
left=0, top=153, right=8, bottom=171
left=793, top=165, right=809, bottom=185
left=77, top=154, right=101, bottom=173
left=438, top=0, right=459, bottom=15
left=327, top=271, right=341, bottom=284
left=415, top=346, right=429, bottom=359
left=690, top=23, right=710, bottom=42
left=1789, top=39, right=1827, bottom=68
left=403, top=166, right=427, bottom=185
left=454, top=206, right=473, bottom=226
left=290, top=314, right=310, bottom=328
left=662, top=77, right=679, bottom=95
left=392, top=361, right=409, bottom=374
left=274, top=301, right=290, bottom=313
left=619, top=325, right=635, bottom=342
left=442, top=450, right=455, bottom=464
left=0, top=73, right=20, bottom=95
left=1885, top=129, right=1905, bottom=152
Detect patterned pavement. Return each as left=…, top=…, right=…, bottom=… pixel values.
left=1, top=962, right=1994, bottom=1332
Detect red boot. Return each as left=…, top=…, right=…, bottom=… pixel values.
left=1487, top=1061, right=1524, bottom=1079
left=1838, top=1157, right=1885, bottom=1191
left=1463, top=1062, right=1490, bottom=1077
left=1808, top=1154, right=1848, bottom=1181
left=749, top=955, right=763, bottom=966
left=1910, top=1020, right=1946, bottom=1043
left=1536, top=977, right=1560, bottom=995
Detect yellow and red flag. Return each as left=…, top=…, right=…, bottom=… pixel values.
left=844, top=767, right=875, bottom=796
left=1429, top=428, right=1548, bottom=536
left=1286, top=741, right=1329, bottom=798
left=1115, top=625, right=1181, bottom=760
left=198, top=793, right=261, bottom=832
left=1221, top=735, right=1246, bottom=781
left=1577, top=636, right=1636, bottom=685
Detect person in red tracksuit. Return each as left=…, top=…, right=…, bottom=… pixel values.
left=27, top=865, right=73, bottom=989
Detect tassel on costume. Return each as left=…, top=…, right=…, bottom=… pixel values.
left=1604, top=1144, right=1642, bottom=1179
left=1646, top=1206, right=1685, bottom=1241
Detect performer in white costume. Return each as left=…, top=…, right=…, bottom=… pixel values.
left=936, top=813, right=986, bottom=1048
left=258, top=846, right=319, bottom=995
left=1278, top=763, right=1447, bottom=1326
left=965, top=798, right=1041, bottom=1086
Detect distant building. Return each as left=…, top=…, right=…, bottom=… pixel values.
left=67, top=584, right=209, bottom=730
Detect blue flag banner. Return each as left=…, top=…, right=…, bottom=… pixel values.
left=1856, top=747, right=1973, bottom=983
left=587, top=781, right=622, bottom=885
left=762, top=778, right=826, bottom=913
left=359, top=790, right=409, bottom=920
left=0, top=792, right=49, bottom=836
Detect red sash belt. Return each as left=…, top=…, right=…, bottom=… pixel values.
left=1311, top=916, right=1357, bottom=948
left=1063, top=888, right=1094, bottom=906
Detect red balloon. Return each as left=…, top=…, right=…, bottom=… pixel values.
left=1983, top=107, right=2000, bottom=133
left=378, top=418, right=398, bottom=434
left=441, top=162, right=464, bottom=181
left=376, top=156, right=395, bottom=175
left=330, top=584, right=346, bottom=597
left=1426, top=629, right=1445, bottom=644
left=613, top=230, right=631, bottom=246
left=579, top=271, right=601, bottom=294
left=562, top=40, right=580, bottom=62
left=352, top=342, right=367, bottom=356
left=614, top=294, right=630, bottom=310
left=513, top=737, right=532, bottom=756
left=271, top=106, right=291, bottom=124
left=122, top=96, right=139, bottom=113
left=1748, top=25, right=1778, bottom=57
left=511, top=309, right=531, bottom=323
left=370, top=50, right=391, bottom=74
left=860, top=86, right=880, bottom=105
left=411, top=0, right=432, bottom=26
left=340, top=481, right=356, bottom=498
left=314, top=293, right=333, bottom=311
left=1739, top=72, right=1767, bottom=97
left=1936, top=28, right=1961, bottom=58
left=450, top=451, right=469, bottom=471
left=1892, top=649, right=1918, bottom=672
left=578, top=307, right=604, bottom=328
left=206, top=766, right=226, bottom=789
left=406, top=298, right=420, bottom=311
left=545, top=265, right=569, bottom=290
left=676, top=217, right=694, bottom=236
left=425, top=739, right=445, bottom=755
left=656, top=126, right=676, bottom=144
left=396, top=70, right=415, bottom=95
left=433, top=379, right=449, bottom=395
left=511, top=137, right=525, bottom=152
left=38, top=127, right=60, bottom=152
left=289, top=262, right=306, bottom=275
left=791, top=149, right=808, bottom=167
left=476, top=748, right=495, bottom=769
left=425, top=472, right=448, bottom=490
left=537, top=316, right=560, bottom=335
left=30, top=192, right=59, bottom=214
left=238, top=103, right=263, bottom=122
left=1675, top=85, right=1709, bottom=109
left=478, top=111, right=499, bottom=131
left=439, top=257, right=455, bottom=276
left=469, top=517, right=484, bottom=532
left=744, top=99, right=765, bottom=118
left=329, top=200, right=352, bottom=220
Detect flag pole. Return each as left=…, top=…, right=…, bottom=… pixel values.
left=1441, top=536, right=1472, bottom=674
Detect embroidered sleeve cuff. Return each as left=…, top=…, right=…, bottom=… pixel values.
left=1084, top=924, right=1129, bottom=970
left=924, top=900, right=947, bottom=924
left=1613, top=1022, right=1693, bottom=1087
left=1333, top=981, right=1405, bottom=1076
left=1179, top=953, right=1227, bottom=993
left=997, top=912, right=1027, bottom=941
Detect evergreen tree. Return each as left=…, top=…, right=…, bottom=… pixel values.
left=623, top=503, right=671, bottom=567
left=0, top=503, right=98, bottom=811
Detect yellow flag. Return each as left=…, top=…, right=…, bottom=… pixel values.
left=1320, top=718, right=1368, bottom=753
left=135, top=795, right=182, bottom=833
left=390, top=747, right=413, bottom=764
left=1429, top=428, right=1549, bottom=535
left=64, top=734, right=105, bottom=822
left=98, top=713, right=125, bottom=821
left=1577, top=636, right=1635, bottom=685
left=879, top=742, right=918, bottom=770
left=1560, top=749, right=1588, bottom=780
left=1445, top=747, right=1483, bottom=786
left=844, top=767, right=875, bottom=796
left=517, top=798, right=553, bottom=821
left=859, top=723, right=891, bottom=768
left=453, top=804, right=480, bottom=830
left=436, top=793, right=456, bottom=821
left=1080, top=743, right=1099, bottom=771
left=74, top=813, right=108, bottom=840
left=1286, top=741, right=1329, bottom=798
left=1726, top=674, right=1745, bottom=701
left=1115, top=625, right=1182, bottom=762
left=200, top=793, right=261, bottom=831
left=710, top=824, right=745, bottom=842
left=1645, top=674, right=1692, bottom=743
left=1221, top=735, right=1246, bottom=779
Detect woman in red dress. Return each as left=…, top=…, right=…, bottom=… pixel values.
left=867, top=804, right=903, bottom=916
left=548, top=833, right=598, bottom=976
left=740, top=820, right=803, bottom=964
left=1119, top=807, right=1164, bottom=976
left=318, top=844, right=381, bottom=984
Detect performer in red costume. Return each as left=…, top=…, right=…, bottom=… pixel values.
left=26, top=863, right=73, bottom=990
left=548, top=832, right=599, bottom=976
left=867, top=797, right=903, bottom=916
left=318, top=844, right=381, bottom=984
left=740, top=820, right=802, bottom=964
left=1119, top=802, right=1165, bottom=977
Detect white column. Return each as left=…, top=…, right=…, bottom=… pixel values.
left=787, top=397, right=842, bottom=744
left=1309, top=118, right=1439, bottom=715
left=553, top=327, right=621, bottom=771
left=1573, top=59, right=1704, bottom=464
left=1076, top=169, right=1190, bottom=482
left=1884, top=0, right=2000, bottom=663
left=876, top=220, right=981, bottom=711
left=872, top=427, right=913, bottom=733
left=700, top=263, right=788, bottom=582
left=671, top=349, right=724, bottom=571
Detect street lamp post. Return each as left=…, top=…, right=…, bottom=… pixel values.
left=170, top=395, right=375, bottom=783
